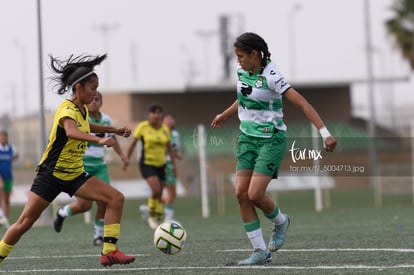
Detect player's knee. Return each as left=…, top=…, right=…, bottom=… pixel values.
left=109, top=190, right=124, bottom=208
left=235, top=189, right=249, bottom=204
left=247, top=190, right=264, bottom=204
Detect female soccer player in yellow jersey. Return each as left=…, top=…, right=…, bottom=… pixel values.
left=125, top=105, right=177, bottom=230
left=0, top=54, right=135, bottom=267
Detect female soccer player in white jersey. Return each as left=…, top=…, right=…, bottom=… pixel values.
left=211, top=32, right=337, bottom=265
left=53, top=91, right=129, bottom=246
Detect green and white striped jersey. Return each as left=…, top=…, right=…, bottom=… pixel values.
left=166, top=129, right=180, bottom=162
left=237, top=61, right=291, bottom=138
left=84, top=112, right=113, bottom=165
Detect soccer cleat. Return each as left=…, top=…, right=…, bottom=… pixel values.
left=100, top=249, right=135, bottom=267
left=0, top=216, right=10, bottom=229
left=0, top=255, right=6, bottom=265
left=139, top=205, right=149, bottom=224
left=147, top=217, right=160, bottom=230
left=268, top=214, right=290, bottom=252
left=93, top=236, right=104, bottom=246
left=238, top=249, right=272, bottom=266
left=53, top=208, right=65, bottom=233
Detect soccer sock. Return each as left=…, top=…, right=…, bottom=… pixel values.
left=155, top=199, right=164, bottom=221
left=102, top=223, right=120, bottom=255
left=58, top=205, right=73, bottom=218
left=164, top=204, right=174, bottom=221
left=0, top=240, right=13, bottom=265
left=264, top=205, right=286, bottom=225
left=244, top=219, right=266, bottom=251
left=148, top=198, right=157, bottom=218
left=94, top=219, right=104, bottom=239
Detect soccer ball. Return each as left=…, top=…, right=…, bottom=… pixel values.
left=153, top=221, right=187, bottom=255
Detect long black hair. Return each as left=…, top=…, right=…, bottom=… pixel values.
left=49, top=54, right=107, bottom=95
left=234, top=32, right=271, bottom=67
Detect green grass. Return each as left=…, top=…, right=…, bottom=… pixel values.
left=1, top=189, right=414, bottom=274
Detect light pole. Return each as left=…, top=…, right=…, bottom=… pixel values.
left=195, top=29, right=216, bottom=84
left=92, top=23, right=118, bottom=87
left=288, top=3, right=302, bottom=81
left=13, top=40, right=28, bottom=117
left=363, top=0, right=380, bottom=207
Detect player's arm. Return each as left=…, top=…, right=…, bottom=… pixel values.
left=124, top=138, right=138, bottom=171
left=211, top=99, right=238, bottom=128
left=12, top=147, right=18, bottom=162
left=61, top=117, right=114, bottom=147
left=111, top=136, right=129, bottom=169
left=90, top=123, right=131, bottom=138
left=284, top=87, right=337, bottom=152
left=166, top=141, right=177, bottom=176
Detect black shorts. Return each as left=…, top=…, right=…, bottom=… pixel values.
left=30, top=169, right=92, bottom=203
left=139, top=163, right=166, bottom=181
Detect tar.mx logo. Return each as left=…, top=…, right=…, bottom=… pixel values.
left=289, top=140, right=322, bottom=163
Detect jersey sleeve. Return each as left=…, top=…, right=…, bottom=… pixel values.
left=267, top=69, right=291, bottom=95
left=57, top=105, right=79, bottom=126
left=11, top=146, right=17, bottom=157
left=104, top=113, right=115, bottom=138
left=133, top=122, right=144, bottom=140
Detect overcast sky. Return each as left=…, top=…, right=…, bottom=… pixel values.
left=0, top=0, right=412, bottom=123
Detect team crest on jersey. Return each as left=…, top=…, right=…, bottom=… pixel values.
left=255, top=77, right=263, bottom=88
left=76, top=122, right=82, bottom=127
left=240, top=82, right=253, bottom=96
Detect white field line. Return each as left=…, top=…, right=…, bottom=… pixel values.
left=2, top=249, right=414, bottom=273
left=218, top=248, right=414, bottom=253
left=2, top=265, right=414, bottom=273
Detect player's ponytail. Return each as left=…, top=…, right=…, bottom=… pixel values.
left=49, top=54, right=107, bottom=95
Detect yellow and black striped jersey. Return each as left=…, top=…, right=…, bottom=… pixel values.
left=37, top=100, right=90, bottom=180
left=133, top=121, right=170, bottom=167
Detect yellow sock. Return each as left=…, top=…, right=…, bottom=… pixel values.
left=148, top=197, right=157, bottom=218
left=102, top=223, right=120, bottom=255
left=0, top=240, right=14, bottom=265
left=155, top=199, right=164, bottom=221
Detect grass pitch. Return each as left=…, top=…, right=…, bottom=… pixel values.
left=1, top=189, right=414, bottom=274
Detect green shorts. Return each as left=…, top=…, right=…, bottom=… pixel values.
left=165, top=161, right=176, bottom=186
left=1, top=179, right=12, bottom=193
left=84, top=163, right=110, bottom=184
left=236, top=131, right=286, bottom=178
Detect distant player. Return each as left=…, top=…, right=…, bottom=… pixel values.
left=161, top=113, right=182, bottom=222
left=211, top=32, right=337, bottom=265
left=53, top=91, right=129, bottom=246
left=0, top=130, right=18, bottom=228
left=139, top=113, right=183, bottom=223
left=125, top=105, right=177, bottom=230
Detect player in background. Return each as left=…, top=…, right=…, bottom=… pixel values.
left=53, top=91, right=129, bottom=246
left=160, top=113, right=183, bottom=222
left=139, top=113, right=183, bottom=222
left=125, top=105, right=177, bottom=230
left=0, top=131, right=18, bottom=228
left=211, top=32, right=337, bottom=266
left=0, top=54, right=135, bottom=267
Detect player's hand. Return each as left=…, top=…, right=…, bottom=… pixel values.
left=116, top=127, right=131, bottom=137
left=211, top=114, right=226, bottom=128
left=121, top=156, right=129, bottom=171
left=324, top=136, right=337, bottom=152
left=99, top=137, right=115, bottom=147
